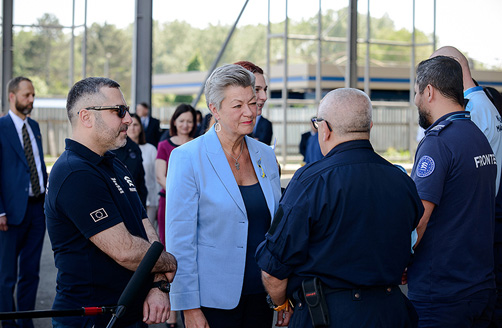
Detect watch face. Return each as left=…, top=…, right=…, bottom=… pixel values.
left=159, top=281, right=170, bottom=293
left=155, top=280, right=170, bottom=293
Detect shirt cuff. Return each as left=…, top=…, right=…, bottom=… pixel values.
left=255, top=241, right=293, bottom=280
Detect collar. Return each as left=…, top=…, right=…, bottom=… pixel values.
left=324, top=139, right=373, bottom=158
left=8, top=110, right=28, bottom=131
left=464, top=86, right=484, bottom=97
left=65, top=138, right=116, bottom=166
left=425, top=111, right=470, bottom=134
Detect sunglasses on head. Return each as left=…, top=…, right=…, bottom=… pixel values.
left=84, top=105, right=130, bottom=118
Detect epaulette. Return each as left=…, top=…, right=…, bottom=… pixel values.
left=425, top=119, right=452, bottom=137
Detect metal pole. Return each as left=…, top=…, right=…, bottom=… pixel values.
left=2, top=0, right=13, bottom=113
left=409, top=0, right=416, bottom=158
left=346, top=0, right=358, bottom=88
left=433, top=0, right=437, bottom=51
left=281, top=0, right=289, bottom=163
left=191, top=0, right=250, bottom=108
left=82, top=0, right=88, bottom=79
left=364, top=0, right=370, bottom=96
left=69, top=0, right=75, bottom=88
left=132, top=0, right=153, bottom=109
left=315, top=0, right=322, bottom=106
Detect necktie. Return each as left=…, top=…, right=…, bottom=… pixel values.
left=22, top=123, right=41, bottom=197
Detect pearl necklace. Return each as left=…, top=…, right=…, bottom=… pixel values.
left=223, top=141, right=244, bottom=170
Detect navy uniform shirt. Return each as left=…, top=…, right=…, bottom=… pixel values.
left=256, top=139, right=423, bottom=295
left=45, top=139, right=149, bottom=327
left=408, top=111, right=497, bottom=302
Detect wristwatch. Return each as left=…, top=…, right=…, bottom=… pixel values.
left=266, top=294, right=289, bottom=311
left=152, top=280, right=170, bottom=293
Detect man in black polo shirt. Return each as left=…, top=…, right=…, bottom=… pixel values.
left=45, top=77, right=177, bottom=327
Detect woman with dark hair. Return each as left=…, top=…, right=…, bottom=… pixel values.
left=155, top=104, right=196, bottom=245
left=127, top=113, right=160, bottom=230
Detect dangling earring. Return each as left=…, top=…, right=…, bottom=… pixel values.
left=215, top=121, right=221, bottom=132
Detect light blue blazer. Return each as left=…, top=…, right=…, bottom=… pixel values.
left=165, top=126, right=281, bottom=311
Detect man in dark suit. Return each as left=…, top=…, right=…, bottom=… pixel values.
left=0, top=77, right=47, bottom=328
left=253, top=114, right=273, bottom=145
left=136, top=102, right=161, bottom=147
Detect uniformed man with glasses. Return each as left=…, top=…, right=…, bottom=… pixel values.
left=256, top=88, right=423, bottom=328
left=45, top=77, right=177, bottom=328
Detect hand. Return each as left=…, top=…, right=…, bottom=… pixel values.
left=183, top=308, right=210, bottom=328
left=142, top=288, right=170, bottom=324
left=0, top=215, right=8, bottom=231
left=275, top=308, right=293, bottom=327
left=401, top=267, right=408, bottom=285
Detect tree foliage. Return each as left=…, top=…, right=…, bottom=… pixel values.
left=11, top=7, right=443, bottom=103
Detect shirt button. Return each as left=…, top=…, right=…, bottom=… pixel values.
left=387, top=287, right=392, bottom=292
left=354, top=293, right=360, bottom=299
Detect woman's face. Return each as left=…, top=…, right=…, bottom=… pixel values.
left=254, top=73, right=268, bottom=116
left=127, top=116, right=142, bottom=141
left=212, top=85, right=257, bottom=137
left=175, top=111, right=194, bottom=136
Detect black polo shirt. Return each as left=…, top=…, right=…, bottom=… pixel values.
left=45, top=138, right=148, bottom=326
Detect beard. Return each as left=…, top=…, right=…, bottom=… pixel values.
left=94, top=112, right=128, bottom=151
left=418, top=107, right=433, bottom=130
left=16, top=99, right=33, bottom=116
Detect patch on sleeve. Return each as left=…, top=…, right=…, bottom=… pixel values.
left=416, top=155, right=435, bottom=178
left=90, top=208, right=109, bottom=222
left=268, top=205, right=284, bottom=235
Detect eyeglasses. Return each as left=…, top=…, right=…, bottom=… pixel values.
left=84, top=105, right=130, bottom=118
left=311, top=117, right=333, bottom=132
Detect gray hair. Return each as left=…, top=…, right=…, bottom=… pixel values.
left=205, top=64, right=255, bottom=110
left=66, top=77, right=121, bottom=123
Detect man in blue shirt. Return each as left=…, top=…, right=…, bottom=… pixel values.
left=256, top=88, right=423, bottom=327
left=408, top=56, right=497, bottom=327
left=45, top=77, right=177, bottom=327
left=431, top=46, right=502, bottom=327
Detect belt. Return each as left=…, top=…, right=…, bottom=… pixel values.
left=28, top=193, right=45, bottom=203
left=291, top=285, right=398, bottom=307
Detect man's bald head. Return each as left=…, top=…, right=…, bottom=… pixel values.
left=430, top=46, right=473, bottom=89
left=319, top=88, right=372, bottom=138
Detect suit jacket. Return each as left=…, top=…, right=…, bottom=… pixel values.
left=165, top=126, right=281, bottom=310
left=300, top=131, right=312, bottom=160
left=253, top=116, right=273, bottom=145
left=0, top=115, right=47, bottom=225
left=144, top=117, right=162, bottom=147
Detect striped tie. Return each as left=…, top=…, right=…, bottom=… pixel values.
left=22, top=123, right=41, bottom=197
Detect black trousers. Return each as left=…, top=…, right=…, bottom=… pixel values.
left=183, top=293, right=273, bottom=328
left=290, top=285, right=417, bottom=328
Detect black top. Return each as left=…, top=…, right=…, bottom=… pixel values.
left=256, top=139, right=424, bottom=295
left=239, top=182, right=271, bottom=295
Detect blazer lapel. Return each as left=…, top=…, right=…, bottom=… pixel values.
left=204, top=127, right=247, bottom=216
left=4, top=116, right=28, bottom=167
left=247, top=137, right=276, bottom=220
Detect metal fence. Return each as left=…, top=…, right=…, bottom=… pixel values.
left=29, top=101, right=419, bottom=159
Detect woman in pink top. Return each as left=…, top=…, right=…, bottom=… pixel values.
left=155, top=104, right=197, bottom=246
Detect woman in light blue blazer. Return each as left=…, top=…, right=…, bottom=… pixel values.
left=165, top=64, right=281, bottom=328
